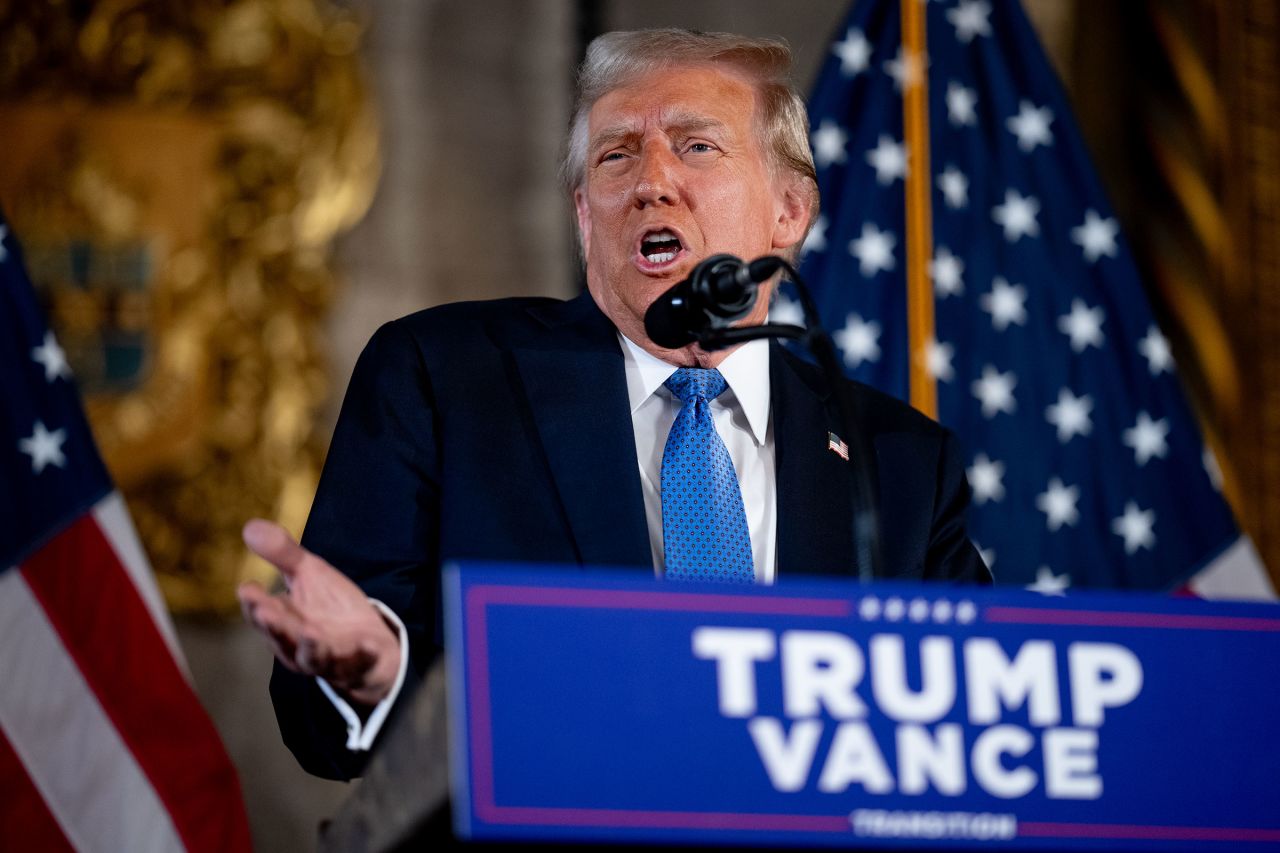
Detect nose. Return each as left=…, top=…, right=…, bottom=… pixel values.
left=632, top=142, right=681, bottom=208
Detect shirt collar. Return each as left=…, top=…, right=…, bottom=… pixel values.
left=618, top=333, right=771, bottom=445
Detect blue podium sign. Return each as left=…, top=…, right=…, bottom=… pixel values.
left=443, top=565, right=1280, bottom=850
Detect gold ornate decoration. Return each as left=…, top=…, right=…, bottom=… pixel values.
left=0, top=0, right=379, bottom=613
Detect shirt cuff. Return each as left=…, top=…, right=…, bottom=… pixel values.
left=315, top=598, right=410, bottom=752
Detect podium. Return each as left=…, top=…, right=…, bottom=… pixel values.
left=322, top=564, right=1280, bottom=851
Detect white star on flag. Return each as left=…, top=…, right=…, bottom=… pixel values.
left=992, top=189, right=1041, bottom=241
left=811, top=120, right=848, bottom=169
left=19, top=420, right=69, bottom=474
left=1071, top=209, right=1120, bottom=263
left=884, top=46, right=926, bottom=91
left=972, top=365, right=1018, bottom=417
left=946, top=81, right=978, bottom=126
left=930, top=245, right=965, bottom=297
left=801, top=215, right=828, bottom=256
left=834, top=313, right=882, bottom=368
left=1036, top=477, right=1081, bottom=531
left=1123, top=411, right=1171, bottom=466
left=937, top=165, right=969, bottom=209
left=832, top=28, right=872, bottom=77
left=924, top=338, right=955, bottom=382
left=866, top=135, right=907, bottom=185
left=31, top=330, right=73, bottom=382
left=1112, top=501, right=1157, bottom=554
left=848, top=222, right=897, bottom=276
left=1045, top=387, right=1094, bottom=442
left=980, top=277, right=1028, bottom=331
left=769, top=292, right=804, bottom=326
left=1026, top=566, right=1071, bottom=596
left=1006, top=100, right=1054, bottom=151
left=1138, top=325, right=1173, bottom=375
left=966, top=453, right=1006, bottom=503
left=947, top=0, right=993, bottom=43
left=1058, top=298, right=1106, bottom=352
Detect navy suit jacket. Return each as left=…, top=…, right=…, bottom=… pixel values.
left=272, top=292, right=988, bottom=780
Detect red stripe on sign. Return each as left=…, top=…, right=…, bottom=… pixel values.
left=0, top=726, right=75, bottom=852
left=21, top=514, right=252, bottom=852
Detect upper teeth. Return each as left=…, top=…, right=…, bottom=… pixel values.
left=643, top=230, right=677, bottom=245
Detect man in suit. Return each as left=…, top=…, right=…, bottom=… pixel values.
left=239, top=28, right=989, bottom=782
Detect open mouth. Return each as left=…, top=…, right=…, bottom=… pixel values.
left=637, top=229, right=685, bottom=269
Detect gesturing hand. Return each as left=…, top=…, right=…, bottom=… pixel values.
left=237, top=519, right=400, bottom=707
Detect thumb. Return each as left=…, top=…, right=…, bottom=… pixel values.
left=242, top=519, right=308, bottom=580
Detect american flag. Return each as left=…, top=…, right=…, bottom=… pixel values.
left=0, top=211, right=251, bottom=850
left=785, top=0, right=1273, bottom=597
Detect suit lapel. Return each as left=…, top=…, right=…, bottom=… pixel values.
left=510, top=293, right=652, bottom=569
left=772, top=346, right=859, bottom=579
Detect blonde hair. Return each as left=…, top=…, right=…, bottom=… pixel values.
left=561, top=28, right=818, bottom=227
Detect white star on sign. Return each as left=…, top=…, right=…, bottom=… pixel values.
left=833, top=28, right=872, bottom=77
left=812, top=120, right=848, bottom=169
left=848, top=222, right=897, bottom=276
left=19, top=420, right=68, bottom=474
left=31, top=331, right=73, bottom=382
left=1071, top=209, right=1120, bottom=263
left=859, top=596, right=882, bottom=620
left=966, top=453, right=1006, bottom=503
left=1006, top=100, right=1054, bottom=152
left=938, top=165, right=969, bottom=209
left=884, top=47, right=926, bottom=91
left=946, top=81, right=978, bottom=127
left=1138, top=325, right=1173, bottom=375
left=769, top=292, right=804, bottom=326
left=1058, top=298, right=1106, bottom=352
left=930, top=246, right=964, bottom=297
left=1112, top=501, right=1156, bottom=554
left=980, top=277, right=1028, bottom=331
left=992, top=189, right=1041, bottom=241
left=932, top=599, right=954, bottom=623
left=1036, top=477, right=1081, bottom=531
left=948, top=0, right=993, bottom=43
left=835, top=313, right=882, bottom=368
left=1026, top=566, right=1071, bottom=596
left=1045, top=387, right=1094, bottom=443
left=909, top=598, right=931, bottom=622
left=801, top=215, right=827, bottom=256
left=1123, top=411, right=1170, bottom=466
left=924, top=338, right=955, bottom=382
left=866, top=135, right=908, bottom=185
left=972, top=365, right=1017, bottom=418
left=955, top=600, right=977, bottom=624
left=883, top=597, right=906, bottom=621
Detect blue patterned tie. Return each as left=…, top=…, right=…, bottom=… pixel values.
left=661, top=368, right=755, bottom=583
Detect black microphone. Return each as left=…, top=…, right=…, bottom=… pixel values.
left=644, top=254, right=784, bottom=349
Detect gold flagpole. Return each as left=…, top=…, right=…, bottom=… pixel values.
left=902, top=0, right=937, bottom=419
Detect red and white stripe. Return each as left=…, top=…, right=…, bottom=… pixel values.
left=1186, top=535, right=1277, bottom=601
left=0, top=493, right=251, bottom=852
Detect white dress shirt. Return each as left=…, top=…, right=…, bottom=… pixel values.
left=619, top=333, right=778, bottom=584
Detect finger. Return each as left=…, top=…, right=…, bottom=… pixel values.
left=237, top=581, right=273, bottom=624
left=242, top=519, right=309, bottom=582
left=326, top=644, right=379, bottom=688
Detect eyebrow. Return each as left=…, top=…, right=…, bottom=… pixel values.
left=589, top=111, right=731, bottom=153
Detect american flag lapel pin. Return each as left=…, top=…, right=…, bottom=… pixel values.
left=827, top=431, right=849, bottom=461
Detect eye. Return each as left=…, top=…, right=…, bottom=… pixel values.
left=685, top=141, right=718, bottom=155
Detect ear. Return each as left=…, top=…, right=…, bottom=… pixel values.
left=770, top=177, right=816, bottom=252
left=573, top=188, right=592, bottom=257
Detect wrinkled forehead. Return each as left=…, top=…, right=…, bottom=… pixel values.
left=586, top=62, right=763, bottom=147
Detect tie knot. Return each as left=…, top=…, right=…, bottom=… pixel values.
left=664, top=367, right=728, bottom=404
